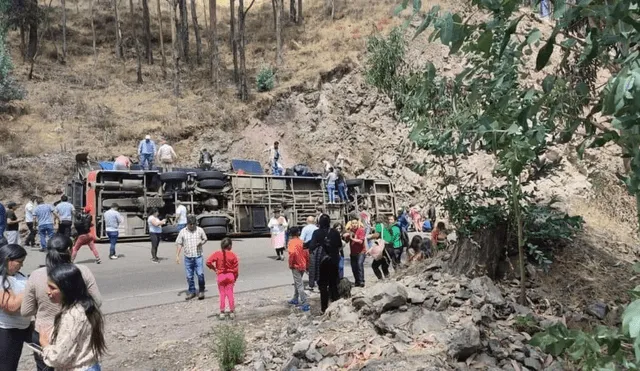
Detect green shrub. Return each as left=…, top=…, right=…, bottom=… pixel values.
left=365, top=27, right=406, bottom=95
left=256, top=66, right=275, bottom=92
left=214, top=324, right=246, bottom=371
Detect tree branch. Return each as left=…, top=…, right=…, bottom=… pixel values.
left=243, top=0, right=256, bottom=16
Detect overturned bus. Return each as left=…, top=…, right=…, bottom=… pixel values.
left=64, top=154, right=397, bottom=240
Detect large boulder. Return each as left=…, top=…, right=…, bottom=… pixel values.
left=447, top=325, right=482, bottom=361
left=375, top=309, right=414, bottom=334
left=365, top=282, right=408, bottom=313
left=469, top=276, right=505, bottom=306
left=411, top=310, right=447, bottom=336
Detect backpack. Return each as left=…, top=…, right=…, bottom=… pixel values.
left=315, top=231, right=333, bottom=265
left=74, top=212, right=92, bottom=235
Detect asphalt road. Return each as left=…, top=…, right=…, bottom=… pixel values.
left=20, top=236, right=361, bottom=314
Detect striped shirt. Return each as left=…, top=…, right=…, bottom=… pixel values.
left=103, top=209, right=123, bottom=232
left=176, top=226, right=207, bottom=257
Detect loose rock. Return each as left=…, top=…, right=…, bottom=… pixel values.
left=469, top=276, right=505, bottom=306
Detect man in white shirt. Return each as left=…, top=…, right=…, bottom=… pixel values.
left=264, top=141, right=282, bottom=175
left=175, top=201, right=188, bottom=230
left=157, top=139, right=178, bottom=172
left=325, top=168, right=338, bottom=204
left=24, top=196, right=37, bottom=247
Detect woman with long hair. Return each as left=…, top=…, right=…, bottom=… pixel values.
left=333, top=223, right=345, bottom=279
left=0, top=244, right=29, bottom=371
left=206, top=238, right=239, bottom=320
left=268, top=209, right=288, bottom=261
left=21, top=235, right=101, bottom=371
left=310, top=214, right=342, bottom=313
left=40, top=263, right=106, bottom=370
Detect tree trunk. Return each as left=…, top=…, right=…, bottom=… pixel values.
left=26, top=0, right=39, bottom=60
left=142, top=0, right=153, bottom=64
left=190, top=0, right=202, bottom=65
left=271, top=0, right=276, bottom=30
left=289, top=0, right=295, bottom=22
left=275, top=0, right=283, bottom=68
left=209, top=0, right=218, bottom=87
left=130, top=0, right=144, bottom=83
left=178, top=0, right=189, bottom=62
left=113, top=0, right=124, bottom=58
left=297, top=0, right=302, bottom=24
left=170, top=0, right=180, bottom=95
left=444, top=226, right=508, bottom=279
left=511, top=178, right=526, bottom=305
left=238, top=0, right=248, bottom=100
left=90, top=0, right=97, bottom=61
left=61, top=0, right=67, bottom=61
left=203, top=0, right=208, bottom=34
left=156, top=0, right=167, bottom=78
left=230, top=0, right=238, bottom=84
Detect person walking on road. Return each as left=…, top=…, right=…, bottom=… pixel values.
left=21, top=235, right=101, bottom=371
left=5, top=202, right=22, bottom=246
left=175, top=216, right=207, bottom=301
left=148, top=208, right=167, bottom=263
left=174, top=201, right=188, bottom=231
left=157, top=139, right=177, bottom=172
left=301, top=216, right=318, bottom=291
left=268, top=209, right=288, bottom=261
left=71, top=206, right=101, bottom=264
left=103, top=203, right=123, bottom=260
left=287, top=227, right=310, bottom=312
left=24, top=196, right=37, bottom=247
left=310, top=214, right=342, bottom=314
left=38, top=264, right=106, bottom=371
left=113, top=155, right=131, bottom=171
left=34, top=198, right=57, bottom=252
left=138, top=135, right=157, bottom=170
left=206, top=238, right=239, bottom=320
left=345, top=215, right=366, bottom=287
left=0, top=244, right=29, bottom=371
left=54, top=195, right=74, bottom=238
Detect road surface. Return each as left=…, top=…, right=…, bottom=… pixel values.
left=20, top=236, right=362, bottom=314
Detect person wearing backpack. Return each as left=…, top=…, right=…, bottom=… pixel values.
left=386, top=215, right=403, bottom=270
left=309, top=214, right=342, bottom=313
left=71, top=206, right=101, bottom=264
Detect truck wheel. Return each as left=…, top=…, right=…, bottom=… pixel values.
left=160, top=171, right=188, bottom=183
left=198, top=179, right=226, bottom=189
left=196, top=170, right=225, bottom=181
left=203, top=226, right=227, bottom=237
left=199, top=216, right=228, bottom=227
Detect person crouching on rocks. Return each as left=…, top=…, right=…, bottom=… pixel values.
left=206, top=238, right=239, bottom=320
left=287, top=227, right=310, bottom=312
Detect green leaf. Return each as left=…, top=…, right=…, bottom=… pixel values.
left=440, top=13, right=454, bottom=45
left=507, top=123, right=520, bottom=135
left=414, top=15, right=433, bottom=39
left=536, top=31, right=557, bottom=71
left=477, top=29, right=493, bottom=56
left=413, top=0, right=422, bottom=12
left=526, top=29, right=542, bottom=45
left=394, top=0, right=410, bottom=15
left=499, top=15, right=524, bottom=58
left=542, top=75, right=556, bottom=93
left=622, top=299, right=640, bottom=338
left=553, top=0, right=567, bottom=18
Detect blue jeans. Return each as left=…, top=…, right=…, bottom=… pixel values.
left=540, top=0, right=550, bottom=17
left=338, top=256, right=344, bottom=279
left=140, top=153, right=154, bottom=170
left=337, top=182, right=348, bottom=202
left=86, top=364, right=101, bottom=371
left=272, top=163, right=282, bottom=175
left=327, top=184, right=336, bottom=203
left=365, top=225, right=372, bottom=248
left=177, top=223, right=187, bottom=231
left=350, top=253, right=365, bottom=285
left=106, top=231, right=119, bottom=256
left=38, top=224, right=54, bottom=250
left=185, top=256, right=205, bottom=294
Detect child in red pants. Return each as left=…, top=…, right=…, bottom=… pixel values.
left=206, top=237, right=239, bottom=320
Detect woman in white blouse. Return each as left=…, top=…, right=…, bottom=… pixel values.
left=39, top=263, right=106, bottom=371
left=268, top=209, right=288, bottom=261
left=0, top=244, right=29, bottom=371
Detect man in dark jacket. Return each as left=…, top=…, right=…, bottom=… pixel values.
left=310, top=214, right=342, bottom=313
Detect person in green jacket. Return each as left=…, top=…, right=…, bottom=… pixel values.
left=369, top=215, right=403, bottom=271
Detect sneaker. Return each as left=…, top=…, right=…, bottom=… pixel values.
left=109, top=255, right=118, bottom=260
left=185, top=293, right=196, bottom=301
left=151, top=258, right=160, bottom=264
left=198, top=292, right=205, bottom=300
left=288, top=299, right=299, bottom=305
left=228, top=312, right=236, bottom=320
left=219, top=313, right=226, bottom=320
left=298, top=304, right=310, bottom=312
left=38, top=249, right=46, bottom=253
left=96, top=259, right=101, bottom=264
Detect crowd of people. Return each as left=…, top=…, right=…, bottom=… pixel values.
left=265, top=202, right=446, bottom=314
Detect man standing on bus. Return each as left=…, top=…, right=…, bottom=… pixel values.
left=138, top=135, right=157, bottom=170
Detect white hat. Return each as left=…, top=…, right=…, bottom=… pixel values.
left=145, top=135, right=151, bottom=140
